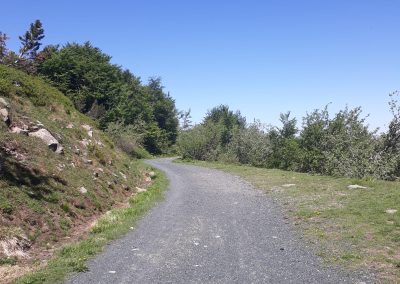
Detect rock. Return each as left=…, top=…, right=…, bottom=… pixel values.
left=148, top=171, right=156, bottom=178
left=119, top=172, right=127, bottom=180
left=79, top=186, right=87, bottom=194
left=81, top=124, right=92, bottom=131
left=9, top=126, right=28, bottom=135
left=80, top=139, right=90, bottom=147
left=36, top=121, right=44, bottom=128
left=385, top=209, right=397, bottom=214
left=93, top=168, right=104, bottom=177
left=0, top=235, right=31, bottom=258
left=107, top=181, right=113, bottom=189
left=28, top=128, right=63, bottom=154
left=82, top=158, right=93, bottom=165
left=0, top=108, right=10, bottom=125
left=0, top=97, right=10, bottom=108
left=82, top=124, right=93, bottom=137
left=135, top=187, right=147, bottom=193
left=66, top=123, right=74, bottom=129
left=347, top=184, right=367, bottom=189
left=73, top=147, right=80, bottom=155
left=282, top=184, right=296, bottom=188
left=57, top=163, right=65, bottom=171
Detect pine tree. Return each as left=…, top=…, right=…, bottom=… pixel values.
left=0, top=32, right=8, bottom=63
left=18, top=20, right=44, bottom=60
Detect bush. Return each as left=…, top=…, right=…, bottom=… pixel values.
left=178, top=97, right=400, bottom=181
left=226, top=121, right=272, bottom=167
left=105, top=121, right=150, bottom=158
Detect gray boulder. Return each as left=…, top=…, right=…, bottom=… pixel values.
left=0, top=108, right=10, bottom=126
left=28, top=128, right=64, bottom=154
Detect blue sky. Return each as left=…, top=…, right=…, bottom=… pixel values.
left=2, top=0, right=399, bottom=130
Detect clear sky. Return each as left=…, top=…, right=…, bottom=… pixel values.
left=2, top=0, right=399, bottom=130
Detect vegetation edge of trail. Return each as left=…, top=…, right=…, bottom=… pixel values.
left=176, top=159, right=399, bottom=283
left=13, top=166, right=168, bottom=284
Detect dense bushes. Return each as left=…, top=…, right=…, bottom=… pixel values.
left=178, top=96, right=400, bottom=180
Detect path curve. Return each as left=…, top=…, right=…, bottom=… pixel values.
left=67, top=158, right=369, bottom=283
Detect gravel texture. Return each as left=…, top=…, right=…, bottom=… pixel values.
left=66, top=158, right=372, bottom=284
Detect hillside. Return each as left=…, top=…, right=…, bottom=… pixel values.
left=0, top=65, right=156, bottom=282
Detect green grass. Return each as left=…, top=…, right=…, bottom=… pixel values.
left=177, top=159, right=400, bottom=282
left=13, top=167, right=168, bottom=284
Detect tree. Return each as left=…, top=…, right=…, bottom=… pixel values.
left=18, top=20, right=45, bottom=60
left=0, top=20, right=45, bottom=73
left=203, top=105, right=246, bottom=146
left=278, top=111, right=297, bottom=139
left=146, top=77, right=179, bottom=146
left=0, top=32, right=8, bottom=63
left=179, top=108, right=192, bottom=130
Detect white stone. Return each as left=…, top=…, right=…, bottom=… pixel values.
left=135, top=187, right=147, bottom=193
left=9, top=126, right=25, bottom=134
left=79, top=187, right=87, bottom=194
left=385, top=209, right=397, bottom=214
left=119, top=172, right=127, bottom=180
left=347, top=184, right=367, bottom=189
left=81, top=124, right=92, bottom=131
left=0, top=108, right=9, bottom=122
left=0, top=97, right=9, bottom=108
left=282, top=184, right=296, bottom=188
left=80, top=139, right=90, bottom=147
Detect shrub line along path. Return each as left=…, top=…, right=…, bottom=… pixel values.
left=66, top=158, right=371, bottom=284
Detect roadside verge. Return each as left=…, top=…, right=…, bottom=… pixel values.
left=13, top=166, right=168, bottom=284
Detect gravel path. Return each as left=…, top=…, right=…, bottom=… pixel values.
left=66, top=158, right=371, bottom=284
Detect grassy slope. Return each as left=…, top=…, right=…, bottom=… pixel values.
left=14, top=169, right=167, bottom=284
left=178, top=160, right=400, bottom=282
left=0, top=65, right=162, bottom=282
